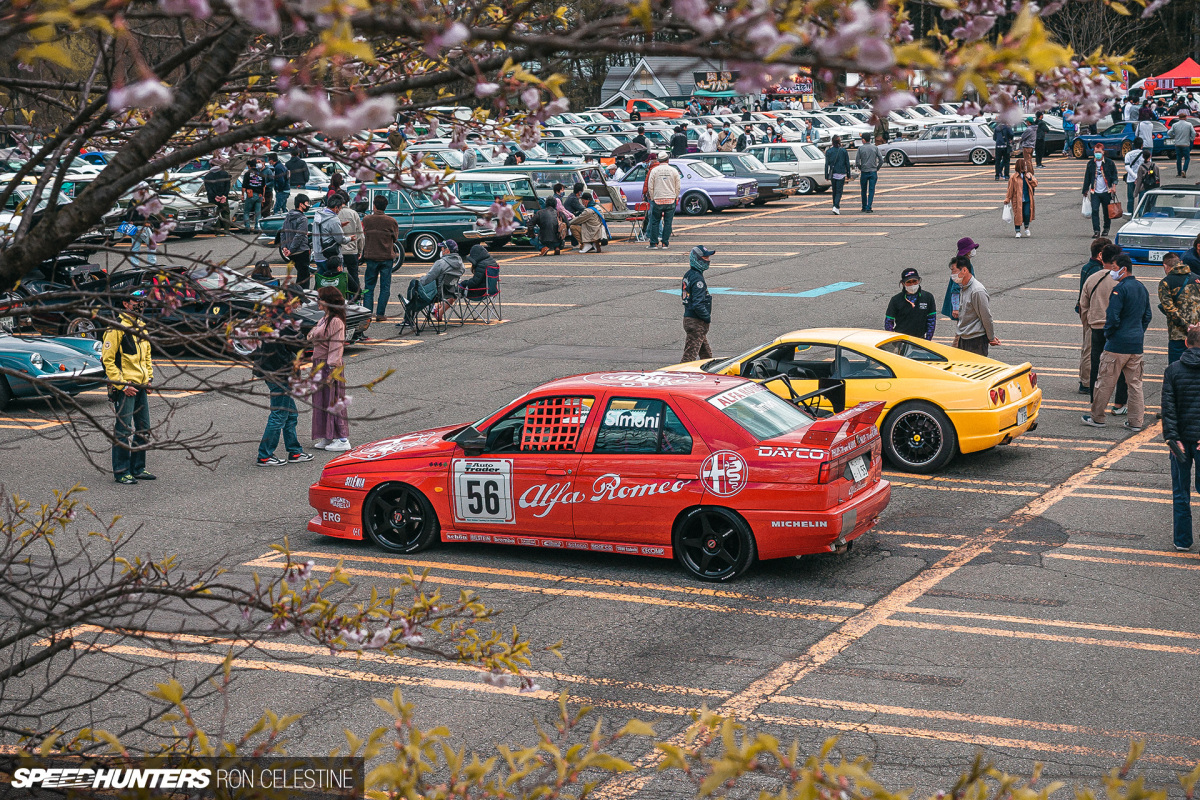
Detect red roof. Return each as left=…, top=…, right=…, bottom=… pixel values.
left=1154, top=58, right=1200, bottom=80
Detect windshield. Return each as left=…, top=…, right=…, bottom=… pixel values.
left=708, top=384, right=813, bottom=440
left=414, top=149, right=463, bottom=168
left=910, top=106, right=939, bottom=118
left=1137, top=192, right=1200, bottom=219
left=591, top=135, right=622, bottom=149
left=5, top=188, right=72, bottom=213
left=524, top=145, right=549, bottom=159
left=686, top=161, right=722, bottom=178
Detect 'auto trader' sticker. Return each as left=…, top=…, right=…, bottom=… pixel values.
left=583, top=371, right=710, bottom=388
left=701, top=451, right=747, bottom=497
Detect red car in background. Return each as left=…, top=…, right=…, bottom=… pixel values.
left=308, top=372, right=891, bottom=581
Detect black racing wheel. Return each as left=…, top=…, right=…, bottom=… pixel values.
left=362, top=482, right=439, bottom=553
left=881, top=400, right=958, bottom=473
left=673, top=506, right=756, bottom=582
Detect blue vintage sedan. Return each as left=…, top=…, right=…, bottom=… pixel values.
left=0, top=331, right=106, bottom=410
left=1072, top=121, right=1171, bottom=159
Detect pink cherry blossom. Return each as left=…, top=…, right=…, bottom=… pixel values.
left=226, top=0, right=280, bottom=34
left=873, top=90, right=918, bottom=116
left=425, top=22, right=469, bottom=55
left=159, top=0, right=211, bottom=19
left=108, top=80, right=173, bottom=112
left=474, top=82, right=500, bottom=98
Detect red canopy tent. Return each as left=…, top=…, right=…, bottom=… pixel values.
left=1141, top=58, right=1200, bottom=92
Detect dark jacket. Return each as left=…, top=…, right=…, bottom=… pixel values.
left=202, top=168, right=230, bottom=203
left=242, top=167, right=266, bottom=196
left=464, top=244, right=498, bottom=291
left=531, top=205, right=565, bottom=248
left=885, top=288, right=937, bottom=339
left=1162, top=347, right=1200, bottom=443
left=1076, top=257, right=1103, bottom=314
left=824, top=146, right=850, bottom=180
left=1182, top=248, right=1200, bottom=273
left=270, top=162, right=289, bottom=191
left=1035, top=120, right=1049, bottom=142
left=1103, top=274, right=1152, bottom=354
left=682, top=267, right=711, bottom=322
left=286, top=156, right=310, bottom=188
left=1082, top=157, right=1119, bottom=195
left=993, top=124, right=1013, bottom=148
left=252, top=320, right=305, bottom=380
left=361, top=210, right=400, bottom=261
left=564, top=194, right=585, bottom=216
left=670, top=131, right=688, bottom=156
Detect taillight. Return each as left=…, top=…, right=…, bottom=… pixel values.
left=1029, top=371, right=1038, bottom=388
left=998, top=386, right=1006, bottom=403
left=990, top=389, right=999, bottom=405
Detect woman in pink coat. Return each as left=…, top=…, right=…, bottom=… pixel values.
left=309, top=286, right=350, bottom=451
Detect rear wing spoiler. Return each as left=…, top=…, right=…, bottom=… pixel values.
left=988, top=362, right=1033, bottom=390
left=799, top=401, right=885, bottom=447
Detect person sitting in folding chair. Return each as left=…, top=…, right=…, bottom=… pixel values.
left=398, top=239, right=463, bottom=332
left=459, top=245, right=501, bottom=322
left=462, top=244, right=498, bottom=296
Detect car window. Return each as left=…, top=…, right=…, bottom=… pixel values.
left=927, top=128, right=949, bottom=140
left=768, top=148, right=797, bottom=163
left=838, top=349, right=894, bottom=378
left=687, top=162, right=721, bottom=178
left=1103, top=124, right=1126, bottom=135
left=713, top=160, right=736, bottom=174
left=877, top=338, right=948, bottom=362
left=744, top=343, right=838, bottom=380
left=708, top=383, right=813, bottom=441
left=949, top=126, right=972, bottom=139
left=592, top=397, right=693, bottom=455
left=1137, top=191, right=1200, bottom=219
left=741, top=154, right=768, bottom=170
left=454, top=180, right=513, bottom=203
left=483, top=396, right=594, bottom=453
left=623, top=164, right=647, bottom=182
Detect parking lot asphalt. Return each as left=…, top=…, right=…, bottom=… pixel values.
left=2, top=155, right=1196, bottom=792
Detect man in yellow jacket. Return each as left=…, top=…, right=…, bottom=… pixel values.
left=101, top=292, right=155, bottom=485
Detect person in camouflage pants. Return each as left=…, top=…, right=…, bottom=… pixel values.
left=1158, top=252, right=1200, bottom=364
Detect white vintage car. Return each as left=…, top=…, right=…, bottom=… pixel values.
left=1114, top=187, right=1200, bottom=265
left=745, top=142, right=830, bottom=195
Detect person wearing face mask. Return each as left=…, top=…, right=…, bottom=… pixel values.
left=681, top=246, right=715, bottom=362
left=885, top=268, right=936, bottom=340
left=1082, top=143, right=1118, bottom=238
left=1079, top=244, right=1127, bottom=411
left=941, top=237, right=978, bottom=321
left=102, top=291, right=155, bottom=485
left=698, top=123, right=718, bottom=153
left=949, top=255, right=1000, bottom=355
left=241, top=159, right=267, bottom=233
left=1084, top=253, right=1152, bottom=431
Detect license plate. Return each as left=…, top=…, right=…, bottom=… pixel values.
left=848, top=455, right=869, bottom=483
left=1149, top=250, right=1167, bottom=262
left=1017, top=406, right=1028, bottom=426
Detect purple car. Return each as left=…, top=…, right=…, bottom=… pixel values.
left=614, top=159, right=758, bottom=215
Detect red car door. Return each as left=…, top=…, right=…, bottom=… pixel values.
left=573, top=395, right=708, bottom=546
left=450, top=394, right=593, bottom=543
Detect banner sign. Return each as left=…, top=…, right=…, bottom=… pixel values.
left=693, top=71, right=738, bottom=92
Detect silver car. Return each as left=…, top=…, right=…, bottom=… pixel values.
left=1115, top=188, right=1200, bottom=265
left=879, top=123, right=996, bottom=167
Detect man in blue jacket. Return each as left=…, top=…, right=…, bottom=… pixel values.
left=1162, top=324, right=1200, bottom=551
left=681, top=245, right=714, bottom=362
left=1084, top=253, right=1152, bottom=431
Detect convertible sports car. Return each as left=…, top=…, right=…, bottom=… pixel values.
left=1114, top=186, right=1200, bottom=264
left=308, top=371, right=891, bottom=581
left=0, top=331, right=106, bottom=410
left=661, top=329, right=1041, bottom=474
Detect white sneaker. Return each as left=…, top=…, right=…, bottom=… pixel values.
left=325, top=438, right=351, bottom=452
left=1024, top=229, right=1031, bottom=237
left=579, top=244, right=593, bottom=253
left=1015, top=231, right=1022, bottom=238
left=832, top=207, right=840, bottom=215
left=313, top=438, right=331, bottom=450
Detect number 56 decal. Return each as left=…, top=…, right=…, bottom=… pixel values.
left=452, top=459, right=516, bottom=524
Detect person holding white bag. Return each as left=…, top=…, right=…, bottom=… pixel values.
left=1005, top=157, right=1037, bottom=238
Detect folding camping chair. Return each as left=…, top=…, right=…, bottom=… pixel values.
left=397, top=281, right=452, bottom=335
left=628, top=202, right=650, bottom=243
left=455, top=264, right=502, bottom=324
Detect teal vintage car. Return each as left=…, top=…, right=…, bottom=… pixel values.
left=255, top=183, right=482, bottom=262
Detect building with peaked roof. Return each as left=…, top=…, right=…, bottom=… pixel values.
left=599, top=57, right=730, bottom=106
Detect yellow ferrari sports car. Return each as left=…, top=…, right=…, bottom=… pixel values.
left=662, top=328, right=1041, bottom=473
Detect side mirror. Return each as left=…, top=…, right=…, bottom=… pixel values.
left=727, top=364, right=740, bottom=376
left=457, top=425, right=487, bottom=457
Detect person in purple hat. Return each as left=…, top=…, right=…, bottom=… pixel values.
left=942, top=236, right=978, bottom=320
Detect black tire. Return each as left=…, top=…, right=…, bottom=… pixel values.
left=0, top=376, right=11, bottom=411
left=362, top=482, right=440, bottom=553
left=410, top=232, right=441, bottom=262
left=390, top=241, right=405, bottom=273
left=275, top=234, right=286, bottom=263
left=970, top=148, right=990, bottom=165
left=176, top=232, right=197, bottom=239
left=673, top=506, right=756, bottom=582
left=681, top=192, right=709, bottom=216
left=796, top=176, right=816, bottom=194
left=813, top=184, right=830, bottom=193
left=886, top=149, right=908, bottom=167
left=489, top=236, right=511, bottom=250
left=752, top=198, right=768, bottom=206
left=881, top=400, right=958, bottom=473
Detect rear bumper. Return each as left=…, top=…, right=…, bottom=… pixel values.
left=950, top=394, right=1042, bottom=454
left=746, top=478, right=891, bottom=560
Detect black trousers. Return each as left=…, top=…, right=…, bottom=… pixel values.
left=831, top=178, right=845, bottom=209
left=291, top=250, right=311, bottom=289
left=995, top=146, right=1010, bottom=178
left=1089, top=328, right=1128, bottom=406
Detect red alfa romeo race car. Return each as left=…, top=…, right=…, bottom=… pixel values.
left=307, top=371, right=892, bottom=581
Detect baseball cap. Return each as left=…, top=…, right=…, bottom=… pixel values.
left=901, top=268, right=921, bottom=283
left=658, top=152, right=669, bottom=161
left=956, top=237, right=979, bottom=256
left=441, top=239, right=458, bottom=253
left=691, top=245, right=716, bottom=259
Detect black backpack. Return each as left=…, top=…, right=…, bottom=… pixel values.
left=1143, top=162, right=1160, bottom=190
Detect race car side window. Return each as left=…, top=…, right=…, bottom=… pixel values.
left=483, top=396, right=593, bottom=454
left=836, top=348, right=894, bottom=379
left=592, top=398, right=693, bottom=455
